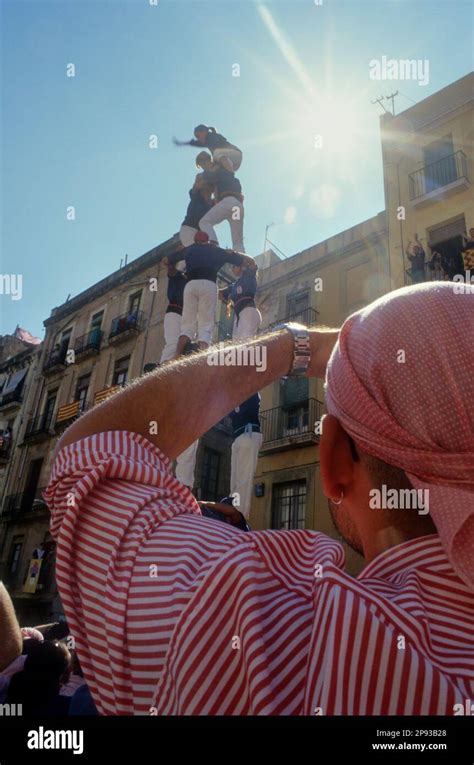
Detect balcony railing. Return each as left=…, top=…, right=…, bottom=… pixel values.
left=43, top=345, right=68, bottom=373
left=0, top=437, right=12, bottom=461
left=409, top=151, right=469, bottom=201
left=55, top=400, right=83, bottom=430
left=24, top=413, right=55, bottom=441
left=74, top=328, right=103, bottom=357
left=93, top=385, right=122, bottom=406
left=109, top=310, right=145, bottom=341
left=1, top=487, right=48, bottom=520
left=260, top=398, right=323, bottom=452
left=269, top=307, right=319, bottom=330
left=0, top=389, right=23, bottom=408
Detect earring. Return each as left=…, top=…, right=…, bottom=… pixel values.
left=331, top=491, right=344, bottom=506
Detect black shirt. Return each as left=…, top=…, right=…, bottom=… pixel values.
left=169, top=244, right=243, bottom=283
left=229, top=394, right=261, bottom=438
left=166, top=271, right=186, bottom=315
left=189, top=132, right=229, bottom=151
left=182, top=188, right=212, bottom=229
left=202, top=168, right=242, bottom=199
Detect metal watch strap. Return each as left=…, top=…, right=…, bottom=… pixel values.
left=274, top=322, right=311, bottom=377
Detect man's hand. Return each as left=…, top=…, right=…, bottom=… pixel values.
left=199, top=501, right=243, bottom=526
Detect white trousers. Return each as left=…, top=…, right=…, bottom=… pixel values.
left=160, top=312, right=181, bottom=362
left=175, top=439, right=199, bottom=489
left=179, top=224, right=197, bottom=247
left=180, top=279, right=217, bottom=345
left=199, top=196, right=245, bottom=253
left=233, top=306, right=262, bottom=340
left=213, top=147, right=242, bottom=172
left=230, top=430, right=263, bottom=519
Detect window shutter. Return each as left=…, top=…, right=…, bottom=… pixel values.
left=281, top=377, right=308, bottom=409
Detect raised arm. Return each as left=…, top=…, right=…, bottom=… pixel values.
left=57, top=327, right=339, bottom=459
left=172, top=137, right=194, bottom=147
left=0, top=582, right=22, bottom=672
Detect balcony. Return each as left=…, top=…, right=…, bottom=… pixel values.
left=0, top=388, right=23, bottom=412
left=74, top=328, right=103, bottom=360
left=269, top=307, right=319, bottom=331
left=0, top=437, right=12, bottom=464
left=260, top=398, right=323, bottom=454
left=1, top=487, right=48, bottom=522
left=43, top=345, right=68, bottom=375
left=55, top=400, right=83, bottom=431
left=23, top=413, right=54, bottom=443
left=108, top=310, right=145, bottom=344
left=409, top=151, right=469, bottom=208
left=93, top=385, right=122, bottom=406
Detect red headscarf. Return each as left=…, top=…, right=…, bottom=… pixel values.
left=325, top=281, right=474, bottom=590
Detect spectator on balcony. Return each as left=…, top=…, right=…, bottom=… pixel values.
left=179, top=173, right=214, bottom=250
left=440, top=249, right=465, bottom=281
left=427, top=249, right=443, bottom=281
left=405, top=236, right=426, bottom=283
left=173, top=124, right=243, bottom=173
left=168, top=231, right=255, bottom=355
left=219, top=262, right=261, bottom=340
left=196, top=152, right=245, bottom=253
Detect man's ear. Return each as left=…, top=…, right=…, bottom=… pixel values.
left=319, top=414, right=357, bottom=501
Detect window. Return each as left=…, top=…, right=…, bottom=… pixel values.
left=200, top=447, right=220, bottom=501
left=43, top=390, right=57, bottom=427
left=90, top=311, right=103, bottom=331
left=113, top=356, right=130, bottom=387
left=272, top=481, right=306, bottom=530
left=128, top=291, right=142, bottom=315
left=423, top=135, right=456, bottom=192
left=76, top=374, right=91, bottom=411
left=287, top=291, right=309, bottom=320
left=9, top=538, right=24, bottom=574
left=281, top=377, right=308, bottom=410
left=284, top=403, right=309, bottom=435
left=59, top=328, right=72, bottom=351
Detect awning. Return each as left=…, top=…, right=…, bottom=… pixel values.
left=2, top=368, right=27, bottom=396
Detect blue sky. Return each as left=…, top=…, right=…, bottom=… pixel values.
left=1, top=0, right=472, bottom=337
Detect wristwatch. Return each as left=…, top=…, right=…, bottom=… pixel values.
left=273, top=322, right=311, bottom=377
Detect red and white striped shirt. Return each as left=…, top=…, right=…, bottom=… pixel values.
left=44, top=431, right=474, bottom=715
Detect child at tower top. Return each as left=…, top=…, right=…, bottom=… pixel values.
left=173, top=124, right=242, bottom=172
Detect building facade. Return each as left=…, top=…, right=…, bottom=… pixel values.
left=382, top=72, right=473, bottom=289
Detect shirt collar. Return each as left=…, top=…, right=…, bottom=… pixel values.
left=357, top=534, right=453, bottom=582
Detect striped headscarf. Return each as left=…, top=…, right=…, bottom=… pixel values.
left=325, top=282, right=474, bottom=590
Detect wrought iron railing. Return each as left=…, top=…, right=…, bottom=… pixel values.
left=260, top=398, right=323, bottom=447
left=24, top=412, right=55, bottom=440
left=409, top=150, right=468, bottom=200
left=269, top=307, right=319, bottom=330
left=1, top=487, right=48, bottom=519
left=109, top=310, right=145, bottom=339
left=74, top=328, right=103, bottom=355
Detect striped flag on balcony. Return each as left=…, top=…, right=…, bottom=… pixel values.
left=94, top=386, right=121, bottom=406
left=56, top=401, right=81, bottom=424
